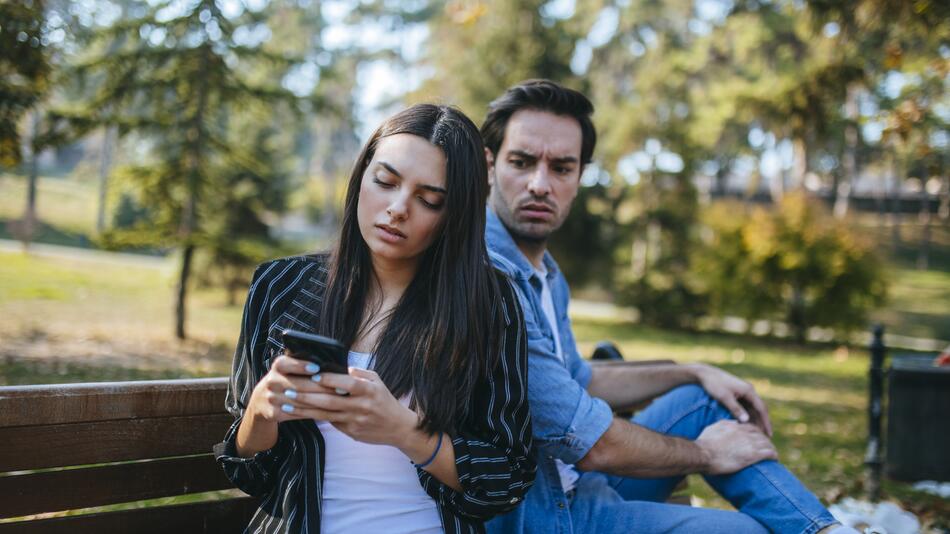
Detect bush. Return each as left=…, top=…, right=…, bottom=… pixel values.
left=695, top=193, right=888, bottom=341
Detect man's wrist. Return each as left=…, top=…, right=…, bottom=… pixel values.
left=693, top=436, right=714, bottom=473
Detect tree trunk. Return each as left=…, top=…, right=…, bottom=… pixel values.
left=889, top=157, right=902, bottom=248
left=918, top=194, right=931, bottom=270
left=175, top=244, right=194, bottom=340
left=791, top=136, right=808, bottom=191
left=96, top=126, right=116, bottom=234
left=18, top=110, right=43, bottom=249
left=835, top=87, right=860, bottom=219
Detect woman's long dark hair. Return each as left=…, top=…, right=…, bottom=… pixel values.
left=318, top=104, right=505, bottom=435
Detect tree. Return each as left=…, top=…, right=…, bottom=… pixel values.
left=1, top=0, right=51, bottom=246
left=697, top=193, right=888, bottom=342
left=55, top=0, right=306, bottom=338
left=0, top=0, right=49, bottom=168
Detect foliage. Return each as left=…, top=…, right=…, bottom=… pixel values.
left=0, top=0, right=50, bottom=168
left=411, top=0, right=580, bottom=117
left=695, top=194, right=888, bottom=341
left=47, top=0, right=309, bottom=338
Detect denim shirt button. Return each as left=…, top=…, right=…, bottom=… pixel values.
left=558, top=502, right=566, bottom=509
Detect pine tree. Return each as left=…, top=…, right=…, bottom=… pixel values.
left=56, top=0, right=306, bottom=339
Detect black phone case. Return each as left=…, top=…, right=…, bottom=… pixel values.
left=281, top=329, right=349, bottom=374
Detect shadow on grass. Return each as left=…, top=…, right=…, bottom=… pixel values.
left=0, top=218, right=93, bottom=249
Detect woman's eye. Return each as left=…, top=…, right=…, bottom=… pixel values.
left=373, top=177, right=395, bottom=188
left=418, top=196, right=444, bottom=210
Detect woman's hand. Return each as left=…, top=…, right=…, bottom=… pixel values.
left=292, top=367, right=419, bottom=448
left=236, top=354, right=343, bottom=456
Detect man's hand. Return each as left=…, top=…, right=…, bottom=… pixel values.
left=691, top=363, right=772, bottom=436
left=695, top=420, right=778, bottom=475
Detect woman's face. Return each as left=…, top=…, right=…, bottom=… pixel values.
left=357, top=133, right=448, bottom=268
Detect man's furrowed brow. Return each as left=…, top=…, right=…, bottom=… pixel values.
left=508, top=149, right=538, bottom=160
left=550, top=155, right=579, bottom=165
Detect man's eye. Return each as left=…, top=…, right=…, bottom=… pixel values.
left=510, top=159, right=527, bottom=169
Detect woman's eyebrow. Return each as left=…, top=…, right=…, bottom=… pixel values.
left=420, top=184, right=447, bottom=194
left=378, top=161, right=402, bottom=178
left=379, top=160, right=446, bottom=194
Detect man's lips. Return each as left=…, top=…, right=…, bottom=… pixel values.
left=518, top=202, right=555, bottom=220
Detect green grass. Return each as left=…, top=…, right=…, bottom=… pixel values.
left=574, top=318, right=948, bottom=526
left=0, top=173, right=99, bottom=238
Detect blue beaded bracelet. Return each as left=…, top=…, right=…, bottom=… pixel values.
left=414, top=431, right=444, bottom=469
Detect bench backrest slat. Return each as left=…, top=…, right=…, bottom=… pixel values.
left=0, top=454, right=235, bottom=519
left=0, top=497, right=257, bottom=534
left=0, top=378, right=228, bottom=427
left=0, top=413, right=233, bottom=472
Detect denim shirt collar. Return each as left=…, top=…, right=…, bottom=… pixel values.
left=486, top=208, right=560, bottom=283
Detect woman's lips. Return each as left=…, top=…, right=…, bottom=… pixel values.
left=375, top=224, right=406, bottom=243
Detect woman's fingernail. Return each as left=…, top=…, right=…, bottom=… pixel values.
left=311, top=374, right=321, bottom=382
left=335, top=388, right=347, bottom=395
left=281, top=403, right=294, bottom=413
left=305, top=363, right=320, bottom=374
left=739, top=413, right=749, bottom=422
left=284, top=389, right=297, bottom=399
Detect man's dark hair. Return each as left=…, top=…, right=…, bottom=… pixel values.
left=481, top=79, right=596, bottom=165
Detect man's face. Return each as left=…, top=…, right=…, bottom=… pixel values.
left=488, top=109, right=583, bottom=243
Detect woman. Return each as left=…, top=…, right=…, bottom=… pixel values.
left=214, top=104, right=535, bottom=534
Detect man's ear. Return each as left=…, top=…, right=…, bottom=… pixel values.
left=484, top=147, right=496, bottom=185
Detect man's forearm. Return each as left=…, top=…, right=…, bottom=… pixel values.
left=587, top=362, right=700, bottom=411
left=576, top=417, right=709, bottom=477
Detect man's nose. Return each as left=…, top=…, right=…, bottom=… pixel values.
left=527, top=167, right=552, bottom=197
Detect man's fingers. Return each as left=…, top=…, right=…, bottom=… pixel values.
left=742, top=392, right=773, bottom=437
left=719, top=395, right=750, bottom=423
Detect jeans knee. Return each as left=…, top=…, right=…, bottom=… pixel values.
left=666, top=383, right=710, bottom=405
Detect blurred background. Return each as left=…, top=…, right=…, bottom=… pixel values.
left=1, top=0, right=947, bottom=526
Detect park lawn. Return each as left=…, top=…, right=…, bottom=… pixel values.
left=573, top=320, right=948, bottom=524
left=0, top=174, right=99, bottom=239
left=0, top=250, right=243, bottom=383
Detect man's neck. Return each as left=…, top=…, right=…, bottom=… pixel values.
left=514, top=239, right=547, bottom=270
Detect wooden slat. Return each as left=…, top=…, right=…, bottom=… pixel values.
left=0, top=497, right=257, bottom=534
left=0, top=413, right=234, bottom=472
left=0, top=378, right=228, bottom=428
left=0, top=455, right=237, bottom=519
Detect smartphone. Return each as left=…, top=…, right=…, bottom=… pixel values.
left=281, top=329, right=349, bottom=375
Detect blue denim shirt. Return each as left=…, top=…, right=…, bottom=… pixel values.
left=485, top=209, right=614, bottom=534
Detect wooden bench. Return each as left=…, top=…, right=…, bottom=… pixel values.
left=0, top=378, right=256, bottom=533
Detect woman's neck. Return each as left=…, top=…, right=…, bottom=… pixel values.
left=369, top=254, right=418, bottom=304
left=351, top=255, right=417, bottom=353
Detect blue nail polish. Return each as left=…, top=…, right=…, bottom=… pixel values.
left=311, top=374, right=322, bottom=382
left=284, top=389, right=297, bottom=399
left=305, top=363, right=320, bottom=374
left=281, top=403, right=294, bottom=413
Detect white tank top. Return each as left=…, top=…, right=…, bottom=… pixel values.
left=317, top=351, right=443, bottom=534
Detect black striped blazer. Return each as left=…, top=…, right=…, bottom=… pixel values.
left=214, top=255, right=535, bottom=533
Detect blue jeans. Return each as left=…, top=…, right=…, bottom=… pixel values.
left=568, top=384, right=838, bottom=533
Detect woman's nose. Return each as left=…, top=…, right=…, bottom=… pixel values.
left=386, top=197, right=408, bottom=220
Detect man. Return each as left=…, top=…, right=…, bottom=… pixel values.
left=482, top=79, right=857, bottom=533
